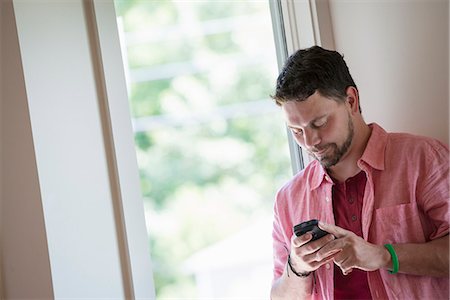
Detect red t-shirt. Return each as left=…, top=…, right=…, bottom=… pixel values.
left=332, top=171, right=372, bottom=299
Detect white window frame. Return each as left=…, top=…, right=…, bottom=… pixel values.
left=269, top=0, right=335, bottom=174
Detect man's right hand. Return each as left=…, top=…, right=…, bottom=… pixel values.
left=289, top=232, right=340, bottom=274
left=271, top=232, right=341, bottom=299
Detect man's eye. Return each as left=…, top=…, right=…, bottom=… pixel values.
left=313, top=119, right=327, bottom=128
left=291, top=128, right=303, bottom=135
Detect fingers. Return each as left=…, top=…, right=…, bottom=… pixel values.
left=294, top=222, right=380, bottom=275
left=341, top=268, right=353, bottom=276
left=307, top=253, right=337, bottom=271
left=333, top=252, right=354, bottom=275
left=291, top=233, right=337, bottom=261
left=312, top=229, right=355, bottom=275
left=318, top=221, right=349, bottom=238
left=315, top=237, right=344, bottom=261
left=290, top=245, right=339, bottom=274
left=289, top=233, right=337, bottom=273
left=292, top=232, right=313, bottom=248
left=292, top=233, right=336, bottom=253
left=334, top=260, right=353, bottom=275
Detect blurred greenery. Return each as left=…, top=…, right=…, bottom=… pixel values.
left=129, top=80, right=168, bottom=117
left=115, top=0, right=291, bottom=298
left=115, top=0, right=178, bottom=32
left=195, top=1, right=266, bottom=21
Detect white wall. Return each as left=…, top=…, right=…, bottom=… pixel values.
left=1, top=0, right=155, bottom=298
left=13, top=0, right=126, bottom=297
left=329, top=0, right=449, bottom=144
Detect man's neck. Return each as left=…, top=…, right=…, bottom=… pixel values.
left=327, top=122, right=372, bottom=183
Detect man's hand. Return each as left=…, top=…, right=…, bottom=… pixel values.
left=317, top=222, right=391, bottom=275
left=289, top=230, right=340, bottom=274
left=271, top=232, right=339, bottom=300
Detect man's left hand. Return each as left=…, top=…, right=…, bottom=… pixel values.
left=316, top=222, right=391, bottom=275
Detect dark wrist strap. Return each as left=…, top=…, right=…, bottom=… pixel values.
left=287, top=255, right=312, bottom=277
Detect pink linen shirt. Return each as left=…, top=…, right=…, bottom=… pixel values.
left=272, top=123, right=449, bottom=299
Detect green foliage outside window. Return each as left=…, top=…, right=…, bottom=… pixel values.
left=115, top=1, right=291, bottom=297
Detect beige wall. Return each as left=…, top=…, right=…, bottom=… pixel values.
left=1, top=1, right=54, bottom=298
left=329, top=0, right=449, bottom=144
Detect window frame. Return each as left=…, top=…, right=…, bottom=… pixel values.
left=269, top=0, right=335, bottom=174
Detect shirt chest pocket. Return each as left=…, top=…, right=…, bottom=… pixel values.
left=373, top=203, right=426, bottom=243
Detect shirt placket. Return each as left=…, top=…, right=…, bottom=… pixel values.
left=321, top=180, right=335, bottom=300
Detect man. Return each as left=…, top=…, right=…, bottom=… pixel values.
left=270, top=46, right=449, bottom=299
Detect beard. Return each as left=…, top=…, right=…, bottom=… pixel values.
left=309, top=115, right=354, bottom=168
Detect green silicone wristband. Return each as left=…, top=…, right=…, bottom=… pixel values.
left=384, top=244, right=399, bottom=274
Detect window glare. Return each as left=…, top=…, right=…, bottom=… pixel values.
left=115, top=1, right=290, bottom=298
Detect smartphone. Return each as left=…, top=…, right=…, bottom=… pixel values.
left=293, top=219, right=328, bottom=242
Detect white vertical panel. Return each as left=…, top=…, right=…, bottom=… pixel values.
left=12, top=0, right=125, bottom=298
left=280, top=0, right=316, bottom=53
left=90, top=1, right=156, bottom=298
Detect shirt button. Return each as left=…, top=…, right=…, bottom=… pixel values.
left=351, top=215, right=357, bottom=222
left=325, top=263, right=331, bottom=270
left=325, top=196, right=330, bottom=202
left=348, top=197, right=354, bottom=204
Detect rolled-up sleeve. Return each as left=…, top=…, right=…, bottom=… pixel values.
left=418, top=139, right=449, bottom=239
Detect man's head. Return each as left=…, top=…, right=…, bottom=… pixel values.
left=272, top=46, right=360, bottom=112
left=273, top=46, right=364, bottom=169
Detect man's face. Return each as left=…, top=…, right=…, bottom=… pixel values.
left=281, top=91, right=354, bottom=168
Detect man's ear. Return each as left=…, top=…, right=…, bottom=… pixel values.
left=345, top=86, right=360, bottom=114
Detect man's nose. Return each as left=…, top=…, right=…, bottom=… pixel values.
left=303, top=128, right=321, bottom=148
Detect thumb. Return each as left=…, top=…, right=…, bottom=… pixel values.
left=318, top=221, right=349, bottom=238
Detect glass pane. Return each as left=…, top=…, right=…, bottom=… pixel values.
left=115, top=1, right=291, bottom=298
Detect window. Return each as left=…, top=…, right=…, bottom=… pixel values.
left=115, top=1, right=291, bottom=297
